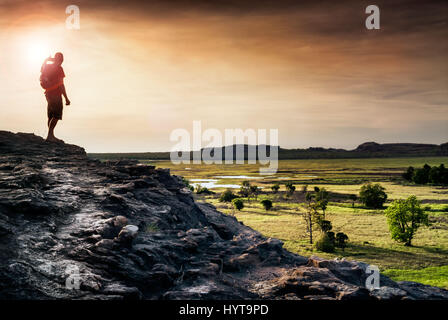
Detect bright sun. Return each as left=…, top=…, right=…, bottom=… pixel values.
left=26, top=41, right=51, bottom=66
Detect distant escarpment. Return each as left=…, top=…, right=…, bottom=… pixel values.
left=89, top=142, right=448, bottom=161
left=0, top=131, right=447, bottom=300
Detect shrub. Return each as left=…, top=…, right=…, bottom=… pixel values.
left=318, top=219, right=332, bottom=233
left=232, top=198, right=244, bottom=211
left=326, top=231, right=335, bottom=244
left=181, top=177, right=194, bottom=191
left=335, top=232, right=349, bottom=251
left=260, top=199, right=273, bottom=211
left=239, top=181, right=251, bottom=197
left=146, top=223, right=159, bottom=233
left=271, top=184, right=280, bottom=193
left=219, top=189, right=237, bottom=202
left=195, top=185, right=214, bottom=195
left=359, top=183, right=387, bottom=208
left=315, top=233, right=335, bottom=253
left=285, top=182, right=296, bottom=195
left=385, top=195, right=429, bottom=246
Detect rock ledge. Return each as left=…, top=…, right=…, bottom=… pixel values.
left=0, top=131, right=446, bottom=300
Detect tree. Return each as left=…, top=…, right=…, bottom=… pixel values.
left=404, top=163, right=448, bottom=185
left=302, top=192, right=318, bottom=244
left=219, top=189, right=237, bottom=202
left=271, top=184, right=280, bottom=193
left=413, top=168, right=429, bottom=184
left=429, top=166, right=441, bottom=184
left=428, top=164, right=447, bottom=184
left=402, top=166, right=414, bottom=182
left=441, top=164, right=448, bottom=185
left=239, top=181, right=251, bottom=198
left=301, top=191, right=325, bottom=244
left=359, top=183, right=387, bottom=208
left=232, top=198, right=244, bottom=211
left=285, top=182, right=296, bottom=195
left=315, top=187, right=329, bottom=218
left=250, top=185, right=260, bottom=200
left=260, top=199, right=273, bottom=211
left=385, top=195, right=429, bottom=246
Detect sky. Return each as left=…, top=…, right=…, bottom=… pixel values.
left=0, top=0, right=447, bottom=152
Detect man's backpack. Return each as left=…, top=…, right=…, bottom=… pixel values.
left=40, top=63, right=57, bottom=90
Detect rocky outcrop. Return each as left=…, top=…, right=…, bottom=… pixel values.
left=0, top=131, right=447, bottom=300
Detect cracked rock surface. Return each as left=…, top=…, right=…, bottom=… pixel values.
left=0, top=131, right=447, bottom=300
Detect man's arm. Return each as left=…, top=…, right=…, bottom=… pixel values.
left=60, top=84, right=70, bottom=105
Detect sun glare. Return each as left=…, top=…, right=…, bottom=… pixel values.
left=26, top=41, right=51, bottom=67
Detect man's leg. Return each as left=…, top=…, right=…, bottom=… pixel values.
left=46, top=118, right=59, bottom=142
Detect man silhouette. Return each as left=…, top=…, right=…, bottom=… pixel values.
left=41, top=52, right=70, bottom=142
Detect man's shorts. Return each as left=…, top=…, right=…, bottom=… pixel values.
left=46, top=93, right=63, bottom=120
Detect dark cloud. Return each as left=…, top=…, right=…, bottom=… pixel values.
left=2, top=0, right=446, bottom=39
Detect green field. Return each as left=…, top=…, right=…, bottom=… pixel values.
left=139, top=157, right=448, bottom=288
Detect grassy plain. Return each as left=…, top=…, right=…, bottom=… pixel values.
left=142, top=157, right=448, bottom=288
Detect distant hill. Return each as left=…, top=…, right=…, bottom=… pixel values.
left=89, top=142, right=448, bottom=161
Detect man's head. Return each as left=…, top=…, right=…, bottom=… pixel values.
left=54, top=52, right=64, bottom=66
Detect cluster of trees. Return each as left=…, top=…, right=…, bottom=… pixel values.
left=301, top=187, right=348, bottom=252
left=220, top=186, right=273, bottom=212
left=403, top=164, right=448, bottom=185
left=357, top=183, right=430, bottom=246
left=301, top=187, right=349, bottom=252
left=220, top=182, right=351, bottom=252
left=239, top=181, right=260, bottom=201
left=219, top=181, right=265, bottom=213
left=313, top=182, right=429, bottom=247
left=198, top=177, right=431, bottom=251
